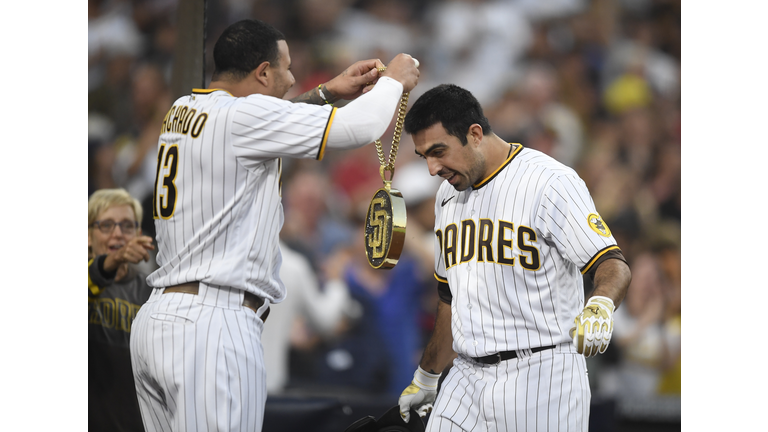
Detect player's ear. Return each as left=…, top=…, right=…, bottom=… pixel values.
left=467, top=124, right=483, bottom=147
left=253, top=61, right=270, bottom=87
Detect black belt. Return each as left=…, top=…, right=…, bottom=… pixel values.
left=472, top=345, right=556, bottom=365
left=163, top=282, right=270, bottom=323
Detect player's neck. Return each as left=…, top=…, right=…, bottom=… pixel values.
left=481, top=134, right=514, bottom=178
left=208, top=79, right=266, bottom=98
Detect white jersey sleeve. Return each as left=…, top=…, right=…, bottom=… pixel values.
left=230, top=95, right=335, bottom=168
left=533, top=173, right=619, bottom=273
left=325, top=77, right=404, bottom=150
left=432, top=182, right=450, bottom=282
left=230, top=76, right=404, bottom=167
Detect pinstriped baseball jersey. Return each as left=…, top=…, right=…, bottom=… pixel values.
left=433, top=144, right=619, bottom=358
left=147, top=89, right=337, bottom=303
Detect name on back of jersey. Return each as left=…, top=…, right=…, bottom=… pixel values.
left=161, top=104, right=209, bottom=137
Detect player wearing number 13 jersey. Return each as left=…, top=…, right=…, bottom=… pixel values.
left=396, top=84, right=631, bottom=432
left=129, top=19, right=420, bottom=432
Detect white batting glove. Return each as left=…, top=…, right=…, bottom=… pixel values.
left=398, top=366, right=440, bottom=423
left=570, top=296, right=615, bottom=357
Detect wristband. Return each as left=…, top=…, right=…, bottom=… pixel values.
left=317, top=84, right=333, bottom=105
left=413, top=366, right=441, bottom=390
left=587, top=296, right=615, bottom=312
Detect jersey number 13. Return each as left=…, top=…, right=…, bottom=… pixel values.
left=153, top=143, right=178, bottom=219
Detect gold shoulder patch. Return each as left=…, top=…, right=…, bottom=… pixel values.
left=587, top=213, right=611, bottom=237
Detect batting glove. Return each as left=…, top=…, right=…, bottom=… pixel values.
left=398, top=366, right=440, bottom=423
left=570, top=296, right=615, bottom=357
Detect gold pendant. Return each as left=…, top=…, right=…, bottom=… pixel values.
left=364, top=167, right=406, bottom=269
left=364, top=81, right=410, bottom=269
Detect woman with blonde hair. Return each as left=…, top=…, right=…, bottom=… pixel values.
left=88, top=188, right=154, bottom=431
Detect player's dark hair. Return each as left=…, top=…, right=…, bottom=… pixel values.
left=212, top=19, right=285, bottom=82
left=404, top=84, right=492, bottom=145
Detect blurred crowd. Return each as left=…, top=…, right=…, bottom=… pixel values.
left=88, top=0, right=681, bottom=405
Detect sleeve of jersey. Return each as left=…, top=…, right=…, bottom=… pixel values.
left=230, top=95, right=337, bottom=163
left=534, top=175, right=621, bottom=275
left=432, top=186, right=452, bottom=304
left=230, top=77, right=403, bottom=165
left=433, top=184, right=448, bottom=282
left=324, top=77, right=404, bottom=151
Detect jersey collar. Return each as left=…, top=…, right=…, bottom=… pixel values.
left=192, top=88, right=234, bottom=96
left=472, top=143, right=523, bottom=190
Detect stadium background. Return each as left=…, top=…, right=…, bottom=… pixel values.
left=87, top=0, right=681, bottom=430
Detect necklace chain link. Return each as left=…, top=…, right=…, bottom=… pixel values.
left=374, top=66, right=409, bottom=179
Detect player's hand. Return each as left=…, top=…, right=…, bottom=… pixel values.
left=380, top=53, right=420, bottom=93
left=324, top=59, right=385, bottom=101
left=398, top=366, right=440, bottom=423
left=570, top=296, right=615, bottom=357
left=103, top=235, right=155, bottom=272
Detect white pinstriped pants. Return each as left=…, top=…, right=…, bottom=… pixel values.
left=426, top=343, right=590, bottom=432
left=130, top=284, right=270, bottom=432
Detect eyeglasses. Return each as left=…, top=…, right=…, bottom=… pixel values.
left=90, top=220, right=139, bottom=235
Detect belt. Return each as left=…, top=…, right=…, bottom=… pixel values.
left=471, top=345, right=556, bottom=365
left=163, top=282, right=270, bottom=323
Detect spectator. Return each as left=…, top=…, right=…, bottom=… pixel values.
left=110, top=62, right=172, bottom=210
left=262, top=241, right=355, bottom=394
left=517, top=61, right=585, bottom=166
left=600, top=252, right=677, bottom=399
left=281, top=167, right=356, bottom=271
left=420, top=0, right=533, bottom=105
left=343, top=242, right=432, bottom=397
left=88, top=188, right=155, bottom=431
left=656, top=241, right=681, bottom=395
left=88, top=0, right=144, bottom=93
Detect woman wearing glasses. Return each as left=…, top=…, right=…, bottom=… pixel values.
left=88, top=188, right=155, bottom=432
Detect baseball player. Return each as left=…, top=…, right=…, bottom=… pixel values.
left=128, top=19, right=419, bottom=432
left=396, top=84, right=631, bottom=431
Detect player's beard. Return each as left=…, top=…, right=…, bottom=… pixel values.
left=274, top=73, right=294, bottom=99
left=447, top=151, right=486, bottom=191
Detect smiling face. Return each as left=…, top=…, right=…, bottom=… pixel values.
left=88, top=204, right=140, bottom=257
left=413, top=123, right=487, bottom=191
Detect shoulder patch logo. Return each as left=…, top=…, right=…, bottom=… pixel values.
left=587, top=213, right=611, bottom=237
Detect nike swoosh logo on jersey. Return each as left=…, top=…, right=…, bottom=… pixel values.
left=441, top=196, right=455, bottom=207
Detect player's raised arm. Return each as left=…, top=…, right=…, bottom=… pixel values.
left=320, top=54, right=419, bottom=152
left=290, top=54, right=419, bottom=105
left=375, top=54, right=420, bottom=94
left=289, top=59, right=381, bottom=105
left=324, top=58, right=384, bottom=101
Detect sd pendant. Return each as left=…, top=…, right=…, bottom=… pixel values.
left=364, top=186, right=406, bottom=269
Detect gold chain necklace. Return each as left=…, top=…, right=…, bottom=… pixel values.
left=364, top=66, right=409, bottom=269
left=374, top=80, right=410, bottom=181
